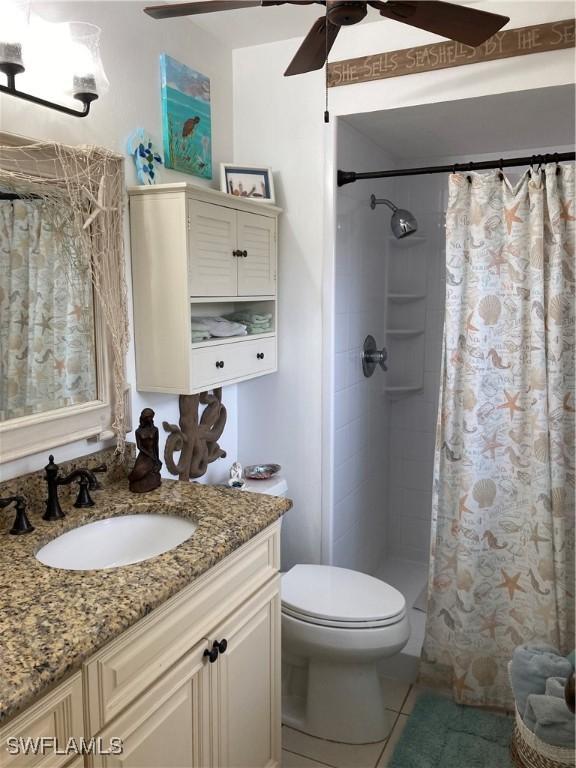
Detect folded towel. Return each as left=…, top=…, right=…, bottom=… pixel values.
left=190, top=316, right=247, bottom=338
left=524, top=693, right=575, bottom=748
left=192, top=331, right=211, bottom=342
left=224, top=311, right=273, bottom=334
left=510, top=645, right=573, bottom=717
left=546, top=677, right=568, bottom=699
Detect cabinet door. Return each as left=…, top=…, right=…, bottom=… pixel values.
left=213, top=581, right=281, bottom=768
left=236, top=212, right=276, bottom=297
left=92, top=643, right=211, bottom=768
left=188, top=200, right=237, bottom=297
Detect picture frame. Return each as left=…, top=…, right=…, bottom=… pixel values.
left=220, top=163, right=275, bottom=204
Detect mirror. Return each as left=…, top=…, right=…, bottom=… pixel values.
left=0, top=194, right=98, bottom=422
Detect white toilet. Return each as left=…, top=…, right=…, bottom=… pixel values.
left=242, top=475, right=410, bottom=745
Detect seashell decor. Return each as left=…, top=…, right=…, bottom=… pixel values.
left=533, top=433, right=549, bottom=463
left=472, top=478, right=497, bottom=508
left=548, top=295, right=567, bottom=324
left=478, top=295, right=501, bottom=325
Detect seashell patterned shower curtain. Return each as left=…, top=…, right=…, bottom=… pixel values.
left=420, top=164, right=575, bottom=709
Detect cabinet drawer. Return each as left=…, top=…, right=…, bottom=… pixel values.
left=0, top=673, right=84, bottom=768
left=190, top=337, right=276, bottom=390
left=84, top=522, right=280, bottom=735
left=234, top=337, right=276, bottom=379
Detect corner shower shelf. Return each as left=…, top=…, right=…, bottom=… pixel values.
left=388, top=293, right=426, bottom=302
left=387, top=235, right=427, bottom=249
left=386, top=329, right=425, bottom=338
left=385, top=385, right=424, bottom=398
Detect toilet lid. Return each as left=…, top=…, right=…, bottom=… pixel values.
left=281, top=565, right=406, bottom=626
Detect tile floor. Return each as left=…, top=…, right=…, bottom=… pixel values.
left=282, top=680, right=420, bottom=767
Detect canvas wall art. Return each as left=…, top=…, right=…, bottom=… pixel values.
left=160, top=54, right=212, bottom=179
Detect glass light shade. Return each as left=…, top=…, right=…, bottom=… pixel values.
left=68, top=22, right=109, bottom=98
left=0, top=1, right=28, bottom=68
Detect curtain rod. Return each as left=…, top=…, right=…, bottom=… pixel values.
left=337, top=151, right=576, bottom=186
left=0, top=192, right=42, bottom=200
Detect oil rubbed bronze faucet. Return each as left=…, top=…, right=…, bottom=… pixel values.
left=43, top=455, right=107, bottom=521
left=0, top=495, right=34, bottom=535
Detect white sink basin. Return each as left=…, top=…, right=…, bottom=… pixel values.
left=36, top=514, right=197, bottom=571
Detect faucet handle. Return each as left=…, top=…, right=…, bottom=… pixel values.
left=87, top=463, right=107, bottom=490
left=73, top=477, right=95, bottom=508
left=0, top=495, right=34, bottom=535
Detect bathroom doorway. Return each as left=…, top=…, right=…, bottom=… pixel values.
left=327, top=84, right=576, bottom=681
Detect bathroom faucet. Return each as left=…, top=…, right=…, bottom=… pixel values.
left=0, top=495, right=34, bottom=535
left=43, top=456, right=107, bottom=520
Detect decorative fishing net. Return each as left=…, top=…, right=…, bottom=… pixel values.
left=0, top=134, right=130, bottom=452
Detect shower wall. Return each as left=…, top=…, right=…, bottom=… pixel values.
left=385, top=174, right=447, bottom=563
left=331, top=122, right=396, bottom=574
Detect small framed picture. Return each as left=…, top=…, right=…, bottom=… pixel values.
left=220, top=164, right=275, bottom=204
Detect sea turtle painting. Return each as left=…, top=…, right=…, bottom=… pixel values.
left=160, top=54, right=212, bottom=179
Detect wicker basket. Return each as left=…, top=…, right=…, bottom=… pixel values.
left=510, top=707, right=575, bottom=768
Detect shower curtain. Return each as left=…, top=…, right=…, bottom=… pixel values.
left=421, top=163, right=575, bottom=709
left=0, top=199, right=97, bottom=420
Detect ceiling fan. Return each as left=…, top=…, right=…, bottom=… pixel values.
left=143, top=1, right=510, bottom=76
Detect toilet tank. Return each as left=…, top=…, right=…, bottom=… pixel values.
left=242, top=476, right=288, bottom=497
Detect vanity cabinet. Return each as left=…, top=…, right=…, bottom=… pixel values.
left=1, top=523, right=281, bottom=768
left=129, top=184, right=281, bottom=395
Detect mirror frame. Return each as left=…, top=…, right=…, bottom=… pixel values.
left=0, top=132, right=122, bottom=464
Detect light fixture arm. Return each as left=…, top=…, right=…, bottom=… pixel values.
left=0, top=64, right=97, bottom=118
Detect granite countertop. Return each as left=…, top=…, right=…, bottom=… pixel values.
left=0, top=478, right=291, bottom=725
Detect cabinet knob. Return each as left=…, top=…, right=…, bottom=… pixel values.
left=257, top=353, right=265, bottom=360
left=215, top=360, right=225, bottom=369
left=203, top=646, right=219, bottom=663
left=242, top=250, right=248, bottom=258
left=232, top=249, right=241, bottom=257
left=215, top=638, right=228, bottom=654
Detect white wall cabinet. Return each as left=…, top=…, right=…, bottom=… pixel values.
left=129, top=184, right=281, bottom=394
left=1, top=523, right=282, bottom=768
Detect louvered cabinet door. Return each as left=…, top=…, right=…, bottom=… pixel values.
left=188, top=200, right=237, bottom=297
left=236, top=212, right=277, bottom=297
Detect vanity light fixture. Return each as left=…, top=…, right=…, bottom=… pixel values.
left=0, top=7, right=108, bottom=118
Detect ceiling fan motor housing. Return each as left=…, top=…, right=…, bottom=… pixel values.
left=327, top=0, right=367, bottom=26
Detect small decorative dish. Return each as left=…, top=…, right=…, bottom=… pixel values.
left=244, top=463, right=281, bottom=480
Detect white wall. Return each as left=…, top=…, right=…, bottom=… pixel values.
left=0, top=1, right=237, bottom=482
left=331, top=121, right=394, bottom=573
left=233, top=1, right=575, bottom=567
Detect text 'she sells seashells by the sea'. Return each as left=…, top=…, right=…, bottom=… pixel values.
left=472, top=478, right=497, bottom=508
left=478, top=295, right=501, bottom=325
left=533, top=433, right=549, bottom=463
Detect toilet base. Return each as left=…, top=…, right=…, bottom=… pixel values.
left=283, top=659, right=396, bottom=745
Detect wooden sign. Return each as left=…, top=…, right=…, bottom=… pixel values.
left=327, top=18, right=575, bottom=88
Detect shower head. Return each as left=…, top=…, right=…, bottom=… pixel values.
left=370, top=194, right=418, bottom=239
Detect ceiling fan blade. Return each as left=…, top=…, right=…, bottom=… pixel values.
left=284, top=16, right=340, bottom=76
left=144, top=1, right=263, bottom=20
left=372, top=1, right=509, bottom=47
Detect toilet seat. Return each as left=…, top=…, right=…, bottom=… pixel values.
left=281, top=564, right=406, bottom=630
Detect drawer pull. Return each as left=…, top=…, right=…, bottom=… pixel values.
left=241, top=250, right=248, bottom=258
left=232, top=249, right=241, bottom=257
left=215, top=360, right=225, bottom=369
left=256, top=353, right=265, bottom=360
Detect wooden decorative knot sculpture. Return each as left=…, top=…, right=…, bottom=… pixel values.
left=128, top=408, right=162, bottom=493
left=163, top=390, right=227, bottom=481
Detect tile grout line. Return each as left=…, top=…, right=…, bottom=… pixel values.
left=282, top=747, right=338, bottom=768
left=373, top=684, right=413, bottom=767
